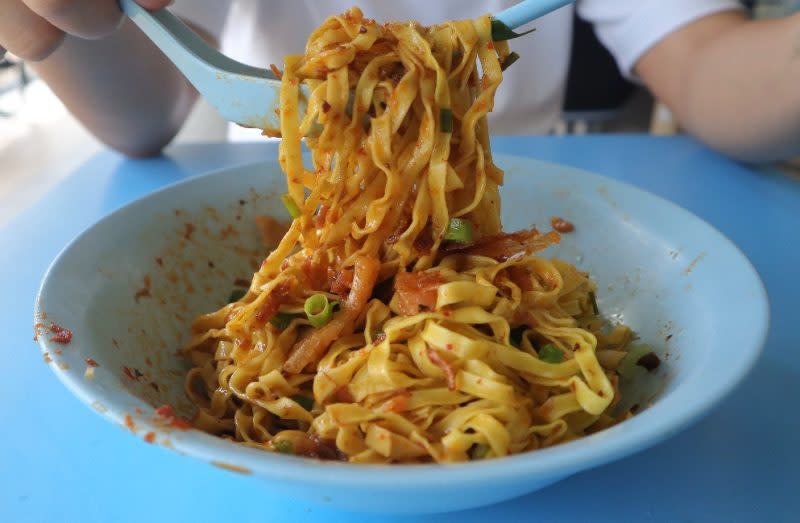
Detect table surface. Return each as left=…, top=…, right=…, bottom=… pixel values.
left=3, top=136, right=798, bottom=523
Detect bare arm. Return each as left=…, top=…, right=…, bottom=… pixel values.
left=637, top=10, right=800, bottom=163
left=33, top=21, right=199, bottom=157
left=1, top=0, right=201, bottom=157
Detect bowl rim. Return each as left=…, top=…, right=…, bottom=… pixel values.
left=34, top=154, right=770, bottom=487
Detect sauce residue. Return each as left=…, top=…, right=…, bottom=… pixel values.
left=41, top=323, right=73, bottom=344
left=122, top=366, right=144, bottom=382
left=683, top=252, right=706, bottom=275
left=211, top=461, right=252, bottom=475
left=184, top=222, right=196, bottom=240
left=154, top=405, right=192, bottom=430
left=550, top=216, right=575, bottom=233
left=134, top=275, right=152, bottom=302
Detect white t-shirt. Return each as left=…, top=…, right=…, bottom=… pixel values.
left=172, top=0, right=740, bottom=139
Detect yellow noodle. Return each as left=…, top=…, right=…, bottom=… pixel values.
left=183, top=7, right=637, bottom=463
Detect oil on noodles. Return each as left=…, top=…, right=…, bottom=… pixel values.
left=183, top=7, right=648, bottom=463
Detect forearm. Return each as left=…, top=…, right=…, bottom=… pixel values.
left=32, top=19, right=197, bottom=157
left=638, top=11, right=800, bottom=163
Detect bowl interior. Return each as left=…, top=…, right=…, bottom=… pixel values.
left=35, top=155, right=767, bottom=512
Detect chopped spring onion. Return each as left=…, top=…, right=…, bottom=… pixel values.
left=304, top=294, right=336, bottom=327
left=273, top=440, right=294, bottom=454
left=618, top=345, right=660, bottom=379
left=281, top=193, right=301, bottom=219
left=291, top=394, right=314, bottom=411
left=444, top=218, right=473, bottom=243
left=228, top=288, right=246, bottom=303
left=538, top=344, right=564, bottom=364
left=500, top=51, right=520, bottom=71
left=270, top=312, right=294, bottom=330
left=470, top=443, right=490, bottom=460
left=440, top=108, right=453, bottom=133
left=490, top=19, right=536, bottom=42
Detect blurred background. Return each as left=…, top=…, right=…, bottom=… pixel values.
left=1, top=0, right=798, bottom=226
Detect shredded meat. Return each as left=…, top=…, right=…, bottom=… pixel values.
left=445, top=227, right=560, bottom=261
left=394, top=270, right=442, bottom=316
left=427, top=348, right=456, bottom=390
left=255, top=280, right=293, bottom=325
left=330, top=268, right=354, bottom=296
left=283, top=256, right=380, bottom=373
left=255, top=215, right=290, bottom=248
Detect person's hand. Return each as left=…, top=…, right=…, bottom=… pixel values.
left=0, top=0, right=171, bottom=61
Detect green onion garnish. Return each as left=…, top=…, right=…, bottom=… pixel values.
left=228, top=288, right=246, bottom=303
left=304, top=294, right=335, bottom=327
left=281, top=193, right=301, bottom=219
left=500, top=51, right=520, bottom=71
left=490, top=19, right=536, bottom=42
left=444, top=218, right=473, bottom=243
left=273, top=440, right=294, bottom=454
left=440, top=108, right=453, bottom=133
left=538, top=344, right=564, bottom=363
left=470, top=443, right=490, bottom=460
left=270, top=312, right=294, bottom=330
left=291, top=394, right=314, bottom=411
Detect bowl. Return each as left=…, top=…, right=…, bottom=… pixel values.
left=34, top=154, right=768, bottom=514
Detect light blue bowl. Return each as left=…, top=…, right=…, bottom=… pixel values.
left=34, top=155, right=768, bottom=514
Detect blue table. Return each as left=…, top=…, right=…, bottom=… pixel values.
left=3, top=136, right=798, bottom=522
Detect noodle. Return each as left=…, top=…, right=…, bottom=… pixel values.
left=183, top=7, right=639, bottom=463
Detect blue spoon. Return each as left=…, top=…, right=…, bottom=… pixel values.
left=120, top=0, right=574, bottom=134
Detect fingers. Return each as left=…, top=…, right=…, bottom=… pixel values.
left=0, top=0, right=65, bottom=61
left=0, top=0, right=171, bottom=62
left=136, top=0, right=172, bottom=9
left=23, top=0, right=123, bottom=40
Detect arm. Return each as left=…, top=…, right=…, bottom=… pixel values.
left=33, top=21, right=199, bottom=157
left=636, top=10, right=800, bottom=163
left=0, top=0, right=201, bottom=157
